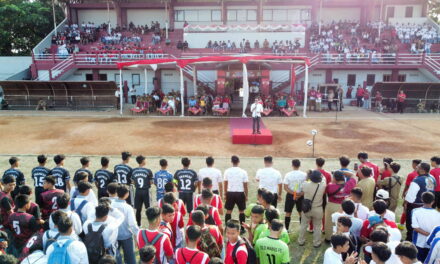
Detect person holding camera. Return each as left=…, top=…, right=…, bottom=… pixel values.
left=298, top=170, right=326, bottom=248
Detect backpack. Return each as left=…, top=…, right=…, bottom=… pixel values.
left=44, top=231, right=60, bottom=253
left=70, top=199, right=88, bottom=223
left=199, top=227, right=221, bottom=258
left=83, top=223, right=107, bottom=263
left=232, top=237, right=257, bottom=264
left=47, top=239, right=74, bottom=264
left=141, top=230, right=163, bottom=264
left=180, top=249, right=200, bottom=264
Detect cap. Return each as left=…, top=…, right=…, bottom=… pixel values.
left=376, top=189, right=390, bottom=200
left=368, top=215, right=384, bottom=228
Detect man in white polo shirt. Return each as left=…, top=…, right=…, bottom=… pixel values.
left=224, top=155, right=249, bottom=232
left=198, top=156, right=223, bottom=197
left=256, top=156, right=282, bottom=208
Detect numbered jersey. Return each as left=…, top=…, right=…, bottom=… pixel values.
left=132, top=167, right=153, bottom=190
left=3, top=168, right=25, bottom=186
left=94, top=169, right=115, bottom=192
left=0, top=191, right=14, bottom=227
left=20, top=232, right=44, bottom=259
left=8, top=212, right=37, bottom=248
left=254, top=237, right=290, bottom=264
left=154, top=170, right=173, bottom=200
left=31, top=166, right=50, bottom=188
left=40, top=189, right=64, bottom=220
left=50, top=167, right=70, bottom=191
left=174, top=169, right=198, bottom=193
left=114, top=164, right=133, bottom=185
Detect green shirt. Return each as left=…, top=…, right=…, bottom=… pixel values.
left=255, top=237, right=290, bottom=264
left=259, top=227, right=290, bottom=245
left=253, top=223, right=268, bottom=245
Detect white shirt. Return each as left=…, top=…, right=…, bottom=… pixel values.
left=368, top=209, right=396, bottom=222
left=49, top=209, right=82, bottom=235
left=70, top=187, right=98, bottom=206
left=46, top=236, right=89, bottom=264
left=250, top=103, right=263, bottom=118
left=224, top=167, right=248, bottom=192
left=43, top=229, right=79, bottom=249
left=71, top=196, right=95, bottom=223
left=111, top=199, right=139, bottom=240
left=331, top=212, right=363, bottom=238
left=283, top=170, right=307, bottom=192
left=198, top=167, right=223, bottom=191
left=323, top=247, right=343, bottom=264
left=256, top=167, right=282, bottom=194
left=21, top=250, right=47, bottom=264
left=82, top=207, right=125, bottom=249
left=412, top=207, right=440, bottom=248
left=405, top=182, right=421, bottom=203
left=353, top=202, right=369, bottom=221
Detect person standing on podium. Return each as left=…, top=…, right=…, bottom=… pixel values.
left=251, top=97, right=263, bottom=134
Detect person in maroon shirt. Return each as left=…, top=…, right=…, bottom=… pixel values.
left=397, top=90, right=406, bottom=114
left=0, top=175, right=16, bottom=229
left=356, top=85, right=364, bottom=107
left=7, top=194, right=39, bottom=255
left=18, top=185, right=43, bottom=225
left=357, top=152, right=380, bottom=182
left=379, top=157, right=393, bottom=181
left=40, top=176, right=64, bottom=221
left=346, top=86, right=353, bottom=99
left=430, top=156, right=440, bottom=209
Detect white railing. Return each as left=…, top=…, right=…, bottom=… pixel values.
left=318, top=53, right=424, bottom=66
left=182, top=66, right=216, bottom=89
left=32, top=18, right=68, bottom=55
left=425, top=55, right=440, bottom=75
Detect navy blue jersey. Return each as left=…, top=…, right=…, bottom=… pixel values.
left=31, top=166, right=50, bottom=188
left=174, top=169, right=198, bottom=193
left=73, top=168, right=93, bottom=183
left=94, top=169, right=114, bottom=191
left=50, top=167, right=70, bottom=191
left=131, top=167, right=153, bottom=190
left=3, top=168, right=25, bottom=186
left=114, top=164, right=132, bottom=185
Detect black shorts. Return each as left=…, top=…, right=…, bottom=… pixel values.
left=225, top=192, right=246, bottom=211
left=284, top=194, right=303, bottom=213
left=134, top=189, right=150, bottom=210
left=435, top=191, right=440, bottom=209
left=179, top=192, right=194, bottom=212
left=271, top=193, right=278, bottom=208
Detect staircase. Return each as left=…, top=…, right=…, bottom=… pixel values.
left=424, top=54, right=440, bottom=79
left=36, top=55, right=75, bottom=80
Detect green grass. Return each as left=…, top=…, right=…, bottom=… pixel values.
left=0, top=155, right=411, bottom=263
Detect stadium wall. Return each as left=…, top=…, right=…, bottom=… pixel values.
left=77, top=10, right=117, bottom=25
left=126, top=10, right=166, bottom=26
left=321, top=8, right=361, bottom=23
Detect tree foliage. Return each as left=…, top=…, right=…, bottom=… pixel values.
left=0, top=0, right=64, bottom=55
left=428, top=0, right=440, bottom=23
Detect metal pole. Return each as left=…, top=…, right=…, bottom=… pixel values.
left=318, top=0, right=323, bottom=35
left=119, top=69, right=123, bottom=116
left=165, top=1, right=169, bottom=39
left=107, top=1, right=111, bottom=34
left=180, top=67, right=184, bottom=117
left=144, top=68, right=148, bottom=94
left=303, top=64, right=309, bottom=118
left=312, top=134, right=316, bottom=157
left=379, top=0, right=384, bottom=37
left=52, top=0, right=57, bottom=34
left=193, top=66, right=197, bottom=97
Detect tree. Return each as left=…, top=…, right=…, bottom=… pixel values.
left=428, top=0, right=440, bottom=23
left=0, top=0, right=64, bottom=55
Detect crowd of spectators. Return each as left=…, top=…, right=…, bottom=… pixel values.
left=205, top=39, right=301, bottom=54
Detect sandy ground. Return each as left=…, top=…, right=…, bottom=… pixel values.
left=0, top=107, right=439, bottom=158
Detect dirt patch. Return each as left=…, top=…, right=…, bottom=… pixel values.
left=0, top=120, right=10, bottom=125
left=151, top=119, right=226, bottom=129
left=363, top=141, right=431, bottom=155
left=87, top=118, right=132, bottom=123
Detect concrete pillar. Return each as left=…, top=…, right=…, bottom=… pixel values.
left=222, top=1, right=227, bottom=25
left=325, top=69, right=333, bottom=83
left=114, top=2, right=122, bottom=27
left=391, top=69, right=399, bottom=82
left=154, top=69, right=161, bottom=91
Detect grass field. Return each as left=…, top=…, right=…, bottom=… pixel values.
left=0, top=155, right=412, bottom=263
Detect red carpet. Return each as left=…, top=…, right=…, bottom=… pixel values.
left=230, top=118, right=272, bottom=145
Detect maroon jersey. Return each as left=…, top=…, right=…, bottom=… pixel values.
left=0, top=191, right=14, bottom=228
left=20, top=231, right=43, bottom=260
left=27, top=202, right=41, bottom=220
left=8, top=212, right=38, bottom=248
left=40, top=189, right=64, bottom=220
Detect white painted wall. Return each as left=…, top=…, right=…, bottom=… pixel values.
left=184, top=31, right=305, bottom=48
left=0, top=57, right=32, bottom=80
left=386, top=5, right=423, bottom=19
left=127, top=10, right=166, bottom=26
left=321, top=8, right=361, bottom=23
left=77, top=10, right=117, bottom=26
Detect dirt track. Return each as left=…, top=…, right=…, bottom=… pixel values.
left=0, top=112, right=439, bottom=158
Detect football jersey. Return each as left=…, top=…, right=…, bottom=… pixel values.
left=94, top=169, right=115, bottom=192
left=114, top=164, right=132, bottom=185
left=175, top=247, right=210, bottom=264
left=73, top=168, right=93, bottom=183
left=225, top=240, right=248, bottom=264
left=0, top=191, right=14, bottom=227
left=174, top=169, right=198, bottom=193
left=20, top=232, right=44, bottom=259
left=24, top=202, right=41, bottom=220
left=255, top=237, right=290, bottom=264
left=137, top=229, right=173, bottom=264
left=31, top=166, right=50, bottom=188
left=187, top=206, right=222, bottom=227
left=259, top=227, right=290, bottom=245
left=50, top=167, right=70, bottom=191
left=171, top=211, right=184, bottom=247
left=154, top=170, right=173, bottom=200
left=132, top=167, right=153, bottom=190
left=193, top=194, right=223, bottom=210
left=159, top=221, right=173, bottom=241
left=40, top=189, right=64, bottom=220
left=3, top=168, right=25, bottom=185
left=158, top=199, right=187, bottom=217
left=8, top=212, right=38, bottom=247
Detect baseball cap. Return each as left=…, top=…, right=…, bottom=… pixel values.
left=368, top=215, right=384, bottom=228
left=376, top=189, right=390, bottom=200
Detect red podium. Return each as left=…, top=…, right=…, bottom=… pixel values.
left=232, top=129, right=273, bottom=145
